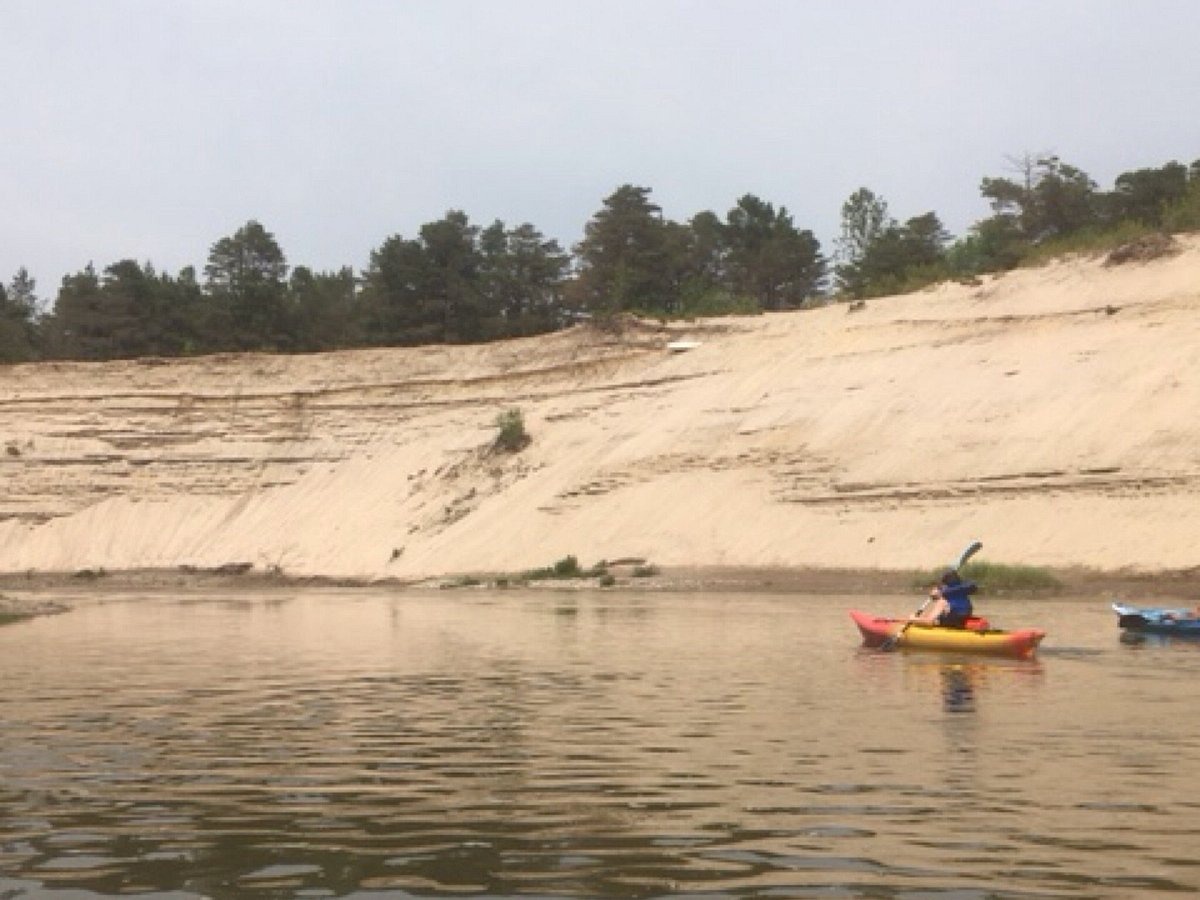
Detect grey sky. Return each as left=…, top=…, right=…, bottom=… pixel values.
left=4, top=0, right=1199, bottom=299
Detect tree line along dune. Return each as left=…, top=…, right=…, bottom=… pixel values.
left=1, top=235, right=1199, bottom=585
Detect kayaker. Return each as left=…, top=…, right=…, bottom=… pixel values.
left=913, top=569, right=977, bottom=628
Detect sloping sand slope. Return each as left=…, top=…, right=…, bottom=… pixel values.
left=2, top=236, right=1199, bottom=580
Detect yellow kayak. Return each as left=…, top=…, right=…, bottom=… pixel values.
left=850, top=609, right=1046, bottom=659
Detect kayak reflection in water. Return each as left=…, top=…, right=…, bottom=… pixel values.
left=941, top=665, right=976, bottom=713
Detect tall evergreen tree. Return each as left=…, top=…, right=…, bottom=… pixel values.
left=1110, top=161, right=1189, bottom=226
left=980, top=154, right=1099, bottom=243
left=0, top=268, right=40, bottom=361
left=684, top=210, right=727, bottom=287
left=204, top=220, right=291, bottom=350
left=165, top=266, right=210, bottom=355
left=573, top=185, right=672, bottom=315
left=478, top=220, right=569, bottom=334
left=289, top=266, right=362, bottom=351
left=361, top=233, right=433, bottom=345
left=835, top=188, right=893, bottom=296
left=856, top=213, right=950, bottom=293
left=362, top=211, right=496, bottom=345
left=44, top=264, right=124, bottom=359
left=1164, top=159, right=1200, bottom=232
left=418, top=211, right=483, bottom=343
left=723, top=194, right=824, bottom=309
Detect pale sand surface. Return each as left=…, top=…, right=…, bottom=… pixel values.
left=2, top=235, right=1199, bottom=599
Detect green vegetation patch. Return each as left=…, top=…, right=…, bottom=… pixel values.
left=1018, top=220, right=1157, bottom=268
left=438, top=555, right=626, bottom=590
left=915, top=561, right=1062, bottom=594
left=492, top=408, right=531, bottom=453
left=524, top=554, right=608, bottom=581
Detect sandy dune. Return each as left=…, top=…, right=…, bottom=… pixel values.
left=2, top=235, right=1199, bottom=581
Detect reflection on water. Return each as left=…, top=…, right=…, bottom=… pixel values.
left=898, top=658, right=1047, bottom=715
left=1120, top=629, right=1200, bottom=650
left=1, top=589, right=1198, bottom=898
left=940, top=665, right=977, bottom=712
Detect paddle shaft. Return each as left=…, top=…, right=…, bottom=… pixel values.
left=880, top=595, right=933, bottom=650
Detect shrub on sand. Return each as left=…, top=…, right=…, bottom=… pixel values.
left=493, top=408, right=530, bottom=453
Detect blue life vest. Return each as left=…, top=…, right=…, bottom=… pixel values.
left=941, top=580, right=976, bottom=617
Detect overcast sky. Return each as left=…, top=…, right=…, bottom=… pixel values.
left=5, top=0, right=1200, bottom=299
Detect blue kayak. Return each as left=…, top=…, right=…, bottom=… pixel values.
left=1112, top=602, right=1200, bottom=636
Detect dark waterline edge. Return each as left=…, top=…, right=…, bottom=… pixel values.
left=0, top=562, right=1196, bottom=619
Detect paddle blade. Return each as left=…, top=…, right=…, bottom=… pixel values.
left=954, top=540, right=983, bottom=571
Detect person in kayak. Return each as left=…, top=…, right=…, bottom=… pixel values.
left=913, top=569, right=978, bottom=628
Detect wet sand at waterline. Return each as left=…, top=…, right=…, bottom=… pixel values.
left=2, top=234, right=1200, bottom=585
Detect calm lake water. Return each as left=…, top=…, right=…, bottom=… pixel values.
left=1, top=588, right=1198, bottom=899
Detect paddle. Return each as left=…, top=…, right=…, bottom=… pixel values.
left=880, top=540, right=983, bottom=651
left=953, top=539, right=984, bottom=573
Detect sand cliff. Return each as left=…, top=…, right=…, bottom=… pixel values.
left=3, top=236, right=1199, bottom=582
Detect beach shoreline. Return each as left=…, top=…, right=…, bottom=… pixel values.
left=1, top=562, right=1196, bottom=604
